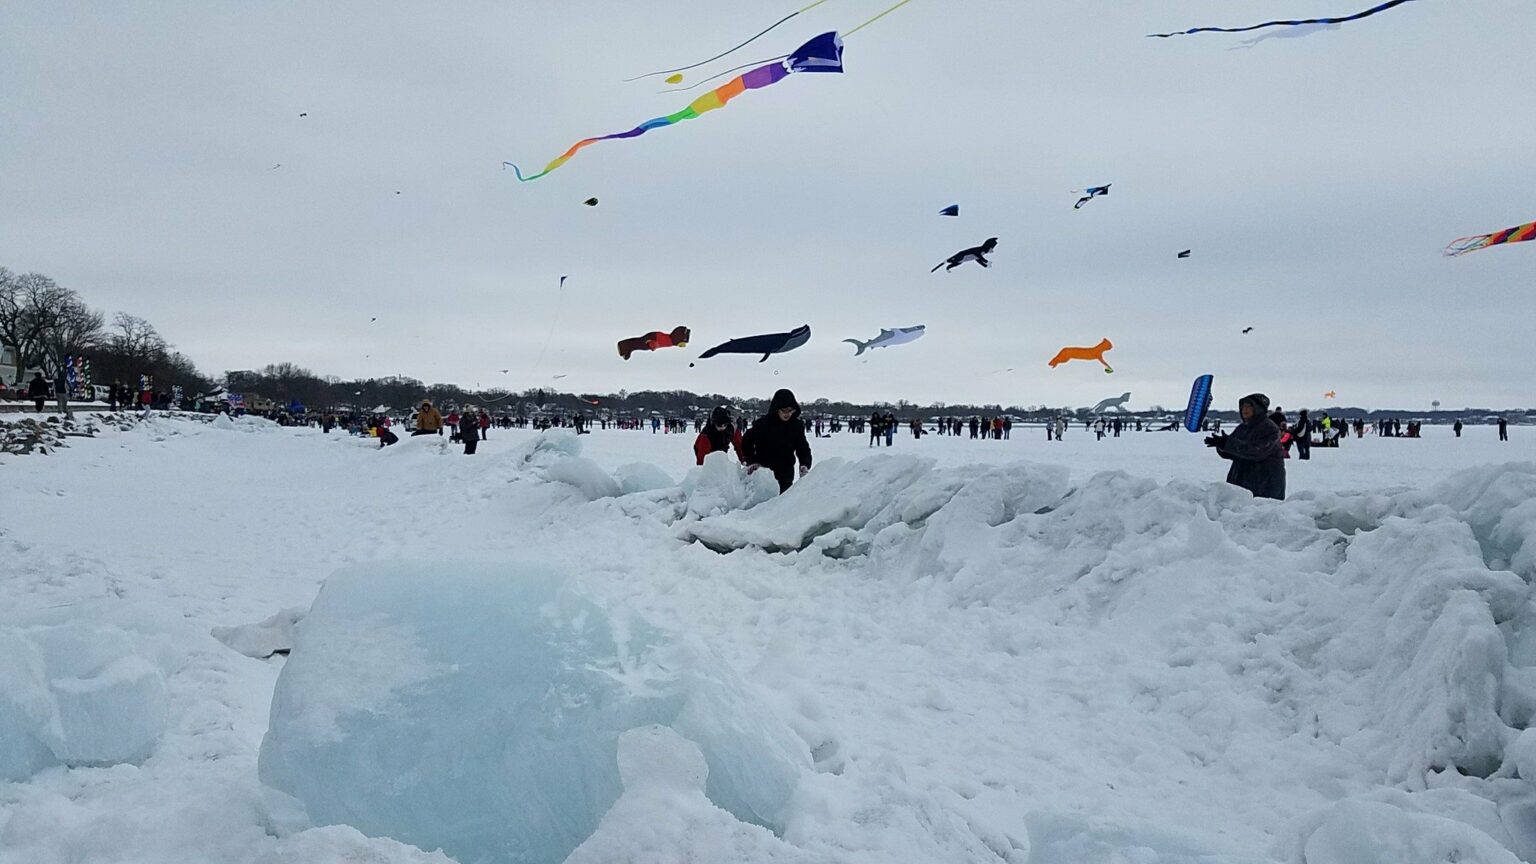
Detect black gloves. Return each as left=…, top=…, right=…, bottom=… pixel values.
left=1204, top=434, right=1227, bottom=448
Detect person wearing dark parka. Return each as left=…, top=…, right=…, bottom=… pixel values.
left=741, top=388, right=813, bottom=493
left=1205, top=393, right=1286, bottom=500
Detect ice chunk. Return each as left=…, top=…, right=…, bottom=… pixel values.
left=0, top=633, right=58, bottom=781
left=48, top=655, right=168, bottom=766
left=258, top=561, right=808, bottom=864
left=545, top=455, right=622, bottom=499
left=212, top=606, right=306, bottom=659
left=0, top=619, right=172, bottom=780
left=682, top=455, right=936, bottom=552
left=614, top=462, right=675, bottom=495
left=1299, top=797, right=1521, bottom=864
left=679, top=451, right=778, bottom=520
left=564, top=726, right=818, bottom=864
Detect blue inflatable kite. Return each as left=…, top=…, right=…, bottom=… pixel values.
left=1184, top=374, right=1213, bottom=432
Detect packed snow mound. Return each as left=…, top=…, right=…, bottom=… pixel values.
left=211, top=607, right=305, bottom=659
left=1431, top=461, right=1536, bottom=578
left=0, top=612, right=177, bottom=781
left=1022, top=811, right=1248, bottom=863
left=680, top=455, right=1070, bottom=553
left=505, top=430, right=625, bottom=499
left=1286, top=792, right=1524, bottom=864
left=564, top=725, right=818, bottom=864
left=255, top=825, right=460, bottom=864
left=378, top=431, right=452, bottom=456
left=258, top=561, right=810, bottom=864
left=209, top=414, right=280, bottom=434
left=679, top=450, right=780, bottom=520
left=614, top=461, right=675, bottom=495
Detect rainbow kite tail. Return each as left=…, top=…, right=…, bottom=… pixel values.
left=502, top=162, right=535, bottom=181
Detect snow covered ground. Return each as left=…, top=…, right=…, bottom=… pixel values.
left=3, top=413, right=1535, bottom=863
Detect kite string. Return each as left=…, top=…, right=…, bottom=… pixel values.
left=656, top=0, right=917, bottom=92
left=659, top=54, right=791, bottom=93
left=625, top=0, right=834, bottom=81
left=529, top=279, right=567, bottom=378
left=843, top=0, right=918, bottom=37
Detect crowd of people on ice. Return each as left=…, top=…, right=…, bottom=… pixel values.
left=10, top=371, right=1521, bottom=501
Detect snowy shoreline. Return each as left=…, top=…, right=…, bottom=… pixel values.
left=3, top=415, right=1534, bottom=863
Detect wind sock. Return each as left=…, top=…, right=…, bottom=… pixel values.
left=505, top=33, right=843, bottom=181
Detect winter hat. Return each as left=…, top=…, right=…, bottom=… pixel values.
left=769, top=389, right=800, bottom=415
left=710, top=405, right=731, bottom=426
left=1240, top=393, right=1270, bottom=416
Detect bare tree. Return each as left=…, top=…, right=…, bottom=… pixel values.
left=110, top=313, right=168, bottom=370
left=4, top=275, right=104, bottom=415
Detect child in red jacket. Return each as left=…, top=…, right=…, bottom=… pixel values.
left=693, top=405, right=744, bottom=465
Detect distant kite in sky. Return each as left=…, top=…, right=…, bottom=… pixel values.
left=619, top=326, right=691, bottom=359
left=269, top=163, right=282, bottom=171
left=583, top=197, right=599, bottom=206
left=1074, top=185, right=1110, bottom=209
left=1092, top=392, right=1132, bottom=413
left=1177, top=249, right=1191, bottom=258
left=1242, top=326, right=1254, bottom=334
left=505, top=32, right=844, bottom=181
left=299, top=112, right=307, bottom=117
left=1443, top=219, right=1536, bottom=257
left=559, top=274, right=568, bottom=288
left=1048, top=338, right=1114, bottom=373
left=1230, top=21, right=1341, bottom=48
left=1148, top=0, right=1418, bottom=38
left=1324, top=390, right=1337, bottom=399
left=843, top=325, right=925, bottom=355
left=932, top=238, right=997, bottom=272
left=694, top=325, right=810, bottom=363
left=624, top=0, right=836, bottom=83
left=939, top=204, right=959, bottom=217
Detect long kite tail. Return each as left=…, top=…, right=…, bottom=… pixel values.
left=1444, top=220, right=1536, bottom=257
left=1148, top=0, right=1417, bottom=37
left=843, top=338, right=868, bottom=355
left=624, top=0, right=832, bottom=82
left=1443, top=235, right=1491, bottom=257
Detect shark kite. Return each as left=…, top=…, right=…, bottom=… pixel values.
left=843, top=325, right=925, bottom=355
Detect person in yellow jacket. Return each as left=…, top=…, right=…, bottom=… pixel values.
left=413, top=400, right=444, bottom=436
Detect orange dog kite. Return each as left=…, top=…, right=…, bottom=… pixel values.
left=1048, top=338, right=1114, bottom=373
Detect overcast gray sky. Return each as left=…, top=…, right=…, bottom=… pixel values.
left=3, top=1, right=1533, bottom=410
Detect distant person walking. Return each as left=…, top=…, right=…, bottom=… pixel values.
left=1499, top=416, right=1509, bottom=442
left=1205, top=393, right=1285, bottom=500
left=742, top=388, right=813, bottom=493
left=1453, top=419, right=1463, bottom=438
left=27, top=373, right=49, bottom=412
left=459, top=405, right=481, bottom=454
left=1294, top=409, right=1313, bottom=461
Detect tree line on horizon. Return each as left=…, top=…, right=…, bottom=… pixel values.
left=4, top=267, right=1525, bottom=421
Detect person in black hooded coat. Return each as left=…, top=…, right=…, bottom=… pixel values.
left=1205, top=393, right=1285, bottom=500
left=742, top=388, right=812, bottom=493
